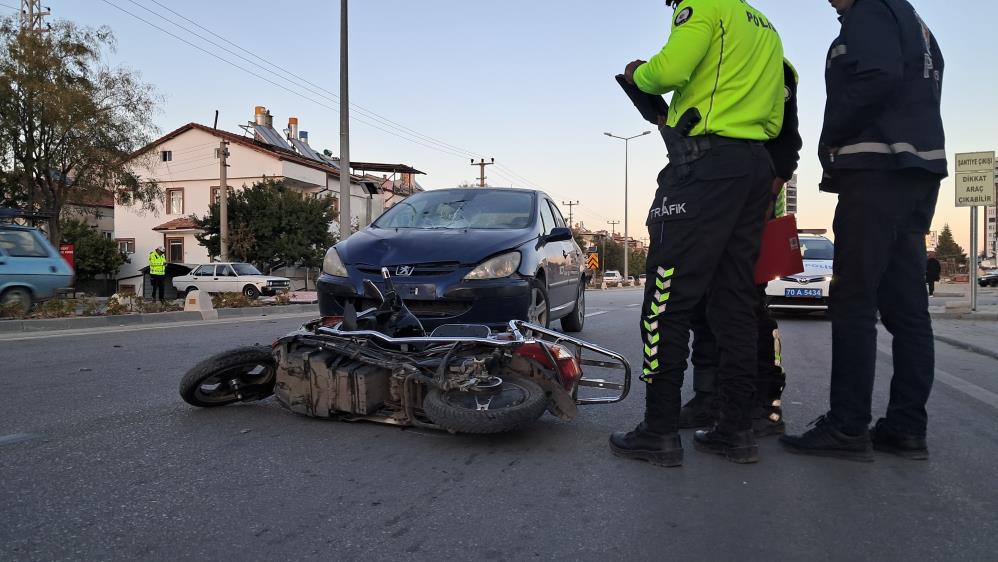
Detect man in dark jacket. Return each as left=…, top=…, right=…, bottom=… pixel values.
left=683, top=59, right=803, bottom=437
left=926, top=253, right=941, bottom=296
left=781, top=0, right=946, bottom=462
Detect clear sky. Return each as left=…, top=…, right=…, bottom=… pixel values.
left=9, top=0, right=996, bottom=248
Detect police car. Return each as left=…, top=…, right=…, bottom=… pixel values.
left=765, top=230, right=834, bottom=312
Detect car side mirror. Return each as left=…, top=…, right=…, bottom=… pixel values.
left=545, top=227, right=573, bottom=243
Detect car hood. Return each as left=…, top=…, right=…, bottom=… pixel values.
left=337, top=228, right=537, bottom=266
left=786, top=259, right=833, bottom=279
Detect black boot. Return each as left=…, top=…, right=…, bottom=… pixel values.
left=870, top=418, right=928, bottom=460
left=693, top=427, right=759, bottom=464
left=779, top=415, right=873, bottom=462
left=609, top=422, right=683, bottom=467
left=679, top=392, right=720, bottom=429
left=609, top=380, right=683, bottom=467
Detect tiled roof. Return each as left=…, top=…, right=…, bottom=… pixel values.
left=153, top=217, right=199, bottom=231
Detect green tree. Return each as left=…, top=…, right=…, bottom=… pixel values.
left=0, top=19, right=161, bottom=243
left=59, top=218, right=125, bottom=280
left=935, top=224, right=966, bottom=264
left=193, top=178, right=337, bottom=270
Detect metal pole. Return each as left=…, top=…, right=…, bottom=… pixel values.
left=624, top=138, right=629, bottom=286
left=339, top=0, right=352, bottom=241
left=218, top=140, right=229, bottom=261
left=971, top=206, right=978, bottom=311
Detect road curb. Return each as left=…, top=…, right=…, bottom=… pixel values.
left=0, top=304, right=319, bottom=333
left=930, top=312, right=998, bottom=321
left=934, top=334, right=998, bottom=361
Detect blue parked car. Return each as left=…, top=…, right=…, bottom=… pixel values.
left=317, top=188, right=587, bottom=332
left=0, top=225, right=74, bottom=315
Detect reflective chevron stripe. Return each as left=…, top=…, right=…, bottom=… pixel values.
left=640, top=266, right=676, bottom=382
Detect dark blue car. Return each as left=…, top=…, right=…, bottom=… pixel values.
left=317, top=188, right=587, bottom=332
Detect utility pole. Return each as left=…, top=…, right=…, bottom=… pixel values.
left=605, top=131, right=651, bottom=286
left=218, top=140, right=230, bottom=261
left=19, top=0, right=50, bottom=32
left=339, top=0, right=352, bottom=241
left=562, top=201, right=579, bottom=229
left=471, top=158, right=495, bottom=187
left=607, top=220, right=619, bottom=237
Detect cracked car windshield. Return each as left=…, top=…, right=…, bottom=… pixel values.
left=373, top=190, right=534, bottom=230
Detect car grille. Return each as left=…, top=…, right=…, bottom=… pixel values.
left=357, top=262, right=462, bottom=277
left=780, top=276, right=827, bottom=284
left=343, top=298, right=471, bottom=319
left=268, top=280, right=290, bottom=287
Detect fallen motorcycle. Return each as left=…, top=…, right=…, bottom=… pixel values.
left=179, top=269, right=631, bottom=434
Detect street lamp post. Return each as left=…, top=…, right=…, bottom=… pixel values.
left=604, top=131, right=651, bottom=285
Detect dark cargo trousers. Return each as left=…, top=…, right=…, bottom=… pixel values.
left=640, top=141, right=772, bottom=433
left=826, top=169, right=940, bottom=436
left=691, top=286, right=785, bottom=408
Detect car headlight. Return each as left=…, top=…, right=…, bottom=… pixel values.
left=322, top=248, right=348, bottom=277
left=464, top=252, right=521, bottom=280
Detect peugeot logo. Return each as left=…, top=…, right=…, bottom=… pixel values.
left=396, top=265, right=415, bottom=276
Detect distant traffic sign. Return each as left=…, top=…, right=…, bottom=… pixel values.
left=955, top=170, right=996, bottom=207
left=586, top=253, right=599, bottom=270
left=955, top=151, right=995, bottom=173
left=955, top=151, right=996, bottom=208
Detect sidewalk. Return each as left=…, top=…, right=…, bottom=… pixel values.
left=932, top=318, right=998, bottom=361
left=928, top=281, right=998, bottom=317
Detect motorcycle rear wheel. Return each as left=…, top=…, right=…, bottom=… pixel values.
left=423, top=376, right=547, bottom=434
left=179, top=346, right=277, bottom=407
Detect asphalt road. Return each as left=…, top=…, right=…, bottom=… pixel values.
left=1, top=289, right=996, bottom=561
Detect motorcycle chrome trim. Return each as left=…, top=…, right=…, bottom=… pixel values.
left=314, top=320, right=631, bottom=406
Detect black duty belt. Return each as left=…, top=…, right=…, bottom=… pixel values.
left=665, top=134, right=763, bottom=166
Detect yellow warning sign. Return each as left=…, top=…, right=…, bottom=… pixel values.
left=586, top=253, right=599, bottom=270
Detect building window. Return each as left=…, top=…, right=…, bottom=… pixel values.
left=166, top=237, right=184, bottom=263
left=101, top=231, right=113, bottom=240
left=166, top=188, right=184, bottom=215
left=161, top=150, right=173, bottom=162
left=116, top=239, right=136, bottom=254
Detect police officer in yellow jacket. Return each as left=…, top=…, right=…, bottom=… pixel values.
left=609, top=0, right=785, bottom=466
left=148, top=246, right=167, bottom=302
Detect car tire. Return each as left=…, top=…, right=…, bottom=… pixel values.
left=526, top=279, right=550, bottom=328
left=185, top=286, right=199, bottom=297
left=0, top=287, right=32, bottom=317
left=560, top=282, right=585, bottom=333
left=242, top=285, right=260, bottom=299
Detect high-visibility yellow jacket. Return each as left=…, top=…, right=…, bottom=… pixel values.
left=148, top=251, right=166, bottom=276
left=633, top=0, right=785, bottom=141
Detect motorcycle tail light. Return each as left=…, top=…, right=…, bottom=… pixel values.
left=515, top=342, right=583, bottom=391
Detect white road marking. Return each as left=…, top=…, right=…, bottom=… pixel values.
left=0, top=312, right=317, bottom=342
left=876, top=343, right=998, bottom=410
left=0, top=433, right=39, bottom=447
left=584, top=311, right=610, bottom=318
left=626, top=304, right=641, bottom=308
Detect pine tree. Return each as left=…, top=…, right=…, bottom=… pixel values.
left=935, top=224, right=966, bottom=265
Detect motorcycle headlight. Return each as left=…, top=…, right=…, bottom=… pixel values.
left=464, top=252, right=521, bottom=280
left=322, top=248, right=348, bottom=277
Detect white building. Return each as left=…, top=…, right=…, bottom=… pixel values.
left=114, top=108, right=423, bottom=294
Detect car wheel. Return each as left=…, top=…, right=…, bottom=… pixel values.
left=560, top=282, right=585, bottom=333
left=185, top=286, right=199, bottom=297
left=242, top=285, right=260, bottom=299
left=0, top=288, right=32, bottom=317
left=526, top=280, right=550, bottom=328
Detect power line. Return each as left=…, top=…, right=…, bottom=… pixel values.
left=101, top=0, right=610, bottom=222
left=99, top=0, right=475, bottom=161
left=142, top=0, right=485, bottom=161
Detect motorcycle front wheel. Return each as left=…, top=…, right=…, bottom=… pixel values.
left=179, top=346, right=277, bottom=407
left=422, top=376, right=547, bottom=434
